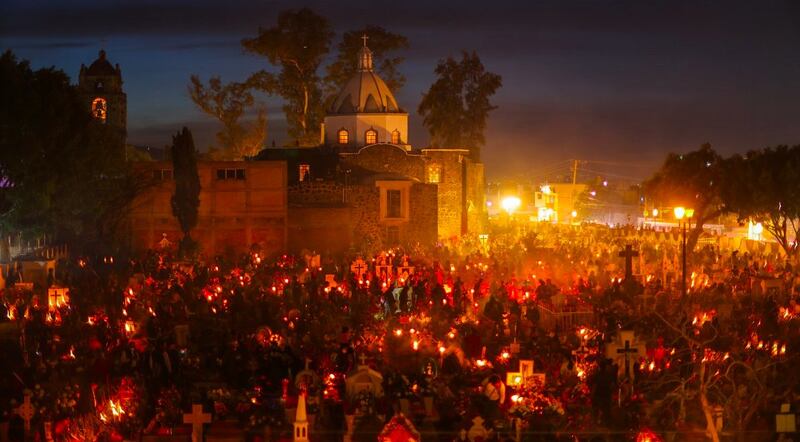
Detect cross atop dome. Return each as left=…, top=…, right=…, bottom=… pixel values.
left=358, top=34, right=373, bottom=72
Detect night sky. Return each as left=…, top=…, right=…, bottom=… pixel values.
left=3, top=0, right=800, bottom=180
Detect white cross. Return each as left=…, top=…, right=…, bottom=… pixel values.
left=183, top=404, right=211, bottom=442
left=361, top=33, right=369, bottom=47
left=16, top=391, right=35, bottom=434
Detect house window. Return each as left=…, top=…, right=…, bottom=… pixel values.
left=216, top=168, right=246, bottom=180
left=153, top=169, right=173, bottom=180
left=428, top=164, right=442, bottom=184
left=299, top=164, right=310, bottom=182
left=91, top=97, right=107, bottom=122
left=338, top=129, right=349, bottom=145
left=387, top=190, right=402, bottom=218
left=365, top=129, right=377, bottom=145
left=387, top=226, right=400, bottom=245
left=391, top=129, right=401, bottom=144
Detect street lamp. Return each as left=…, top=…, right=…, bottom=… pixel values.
left=501, top=196, right=521, bottom=216
left=674, top=206, right=694, bottom=297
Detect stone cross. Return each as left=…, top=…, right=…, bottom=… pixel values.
left=183, top=404, right=211, bottom=442
left=618, top=245, right=639, bottom=281
left=16, top=391, right=35, bottom=434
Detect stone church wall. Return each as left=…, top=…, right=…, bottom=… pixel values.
left=406, top=184, right=438, bottom=247
left=287, top=182, right=352, bottom=254
left=465, top=161, right=487, bottom=234
left=341, top=144, right=426, bottom=181
left=422, top=150, right=469, bottom=239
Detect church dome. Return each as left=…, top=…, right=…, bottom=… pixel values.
left=85, top=50, right=119, bottom=76
left=328, top=45, right=402, bottom=115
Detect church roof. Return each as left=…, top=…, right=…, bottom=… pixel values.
left=85, top=50, right=119, bottom=76
left=328, top=43, right=402, bottom=115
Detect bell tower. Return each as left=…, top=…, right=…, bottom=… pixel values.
left=78, top=50, right=127, bottom=153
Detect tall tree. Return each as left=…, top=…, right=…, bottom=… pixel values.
left=721, top=145, right=800, bottom=259
left=170, top=127, right=201, bottom=256
left=0, top=50, right=143, bottom=257
left=188, top=76, right=266, bottom=159
left=643, top=144, right=725, bottom=253
left=418, top=51, right=502, bottom=160
left=242, top=8, right=333, bottom=146
left=324, top=26, right=409, bottom=104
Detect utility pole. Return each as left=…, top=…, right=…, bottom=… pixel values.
left=570, top=159, right=579, bottom=220
left=571, top=159, right=578, bottom=187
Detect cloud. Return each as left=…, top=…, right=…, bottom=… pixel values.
left=9, top=41, right=95, bottom=50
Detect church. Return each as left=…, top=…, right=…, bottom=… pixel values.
left=258, top=41, right=486, bottom=253
left=80, top=42, right=486, bottom=256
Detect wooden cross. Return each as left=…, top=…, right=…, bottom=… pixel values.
left=183, top=404, right=211, bottom=442
left=618, top=245, right=639, bottom=281
left=16, top=391, right=35, bottom=434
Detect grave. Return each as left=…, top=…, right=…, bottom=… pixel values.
left=606, top=330, right=646, bottom=379
left=182, top=404, right=211, bottom=442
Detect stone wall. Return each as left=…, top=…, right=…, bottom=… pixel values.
left=465, top=161, right=487, bottom=234
left=422, top=150, right=467, bottom=239
left=406, top=184, right=438, bottom=246
left=289, top=181, right=346, bottom=206
left=341, top=144, right=426, bottom=181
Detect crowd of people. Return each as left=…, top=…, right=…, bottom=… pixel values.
left=1, top=223, right=799, bottom=441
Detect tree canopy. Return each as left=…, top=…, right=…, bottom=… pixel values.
left=643, top=143, right=725, bottom=252
left=0, top=50, right=144, bottom=257
left=170, top=127, right=200, bottom=255
left=721, top=145, right=800, bottom=258
left=418, top=51, right=502, bottom=160
left=188, top=75, right=266, bottom=159
left=242, top=8, right=334, bottom=146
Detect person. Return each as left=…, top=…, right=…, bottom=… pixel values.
left=481, top=374, right=505, bottom=420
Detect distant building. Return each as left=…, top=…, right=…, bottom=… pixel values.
left=102, top=37, right=486, bottom=256
left=257, top=40, right=486, bottom=253
left=78, top=50, right=127, bottom=155
left=127, top=161, right=288, bottom=256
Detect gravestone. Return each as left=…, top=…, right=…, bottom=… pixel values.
left=345, top=365, right=384, bottom=400
left=606, top=330, right=646, bottom=379
left=16, top=391, right=34, bottom=435
left=518, top=360, right=534, bottom=380
left=182, top=404, right=211, bottom=442
left=467, top=416, right=490, bottom=442
left=776, top=403, right=796, bottom=433
left=378, top=413, right=420, bottom=442
left=350, top=259, right=368, bottom=280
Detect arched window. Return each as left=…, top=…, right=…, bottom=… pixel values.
left=365, top=129, right=377, bottom=145
left=337, top=129, right=349, bottom=145
left=391, top=129, right=401, bottom=144
left=91, top=97, right=107, bottom=122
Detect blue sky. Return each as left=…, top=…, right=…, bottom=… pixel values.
left=3, top=0, right=800, bottom=180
